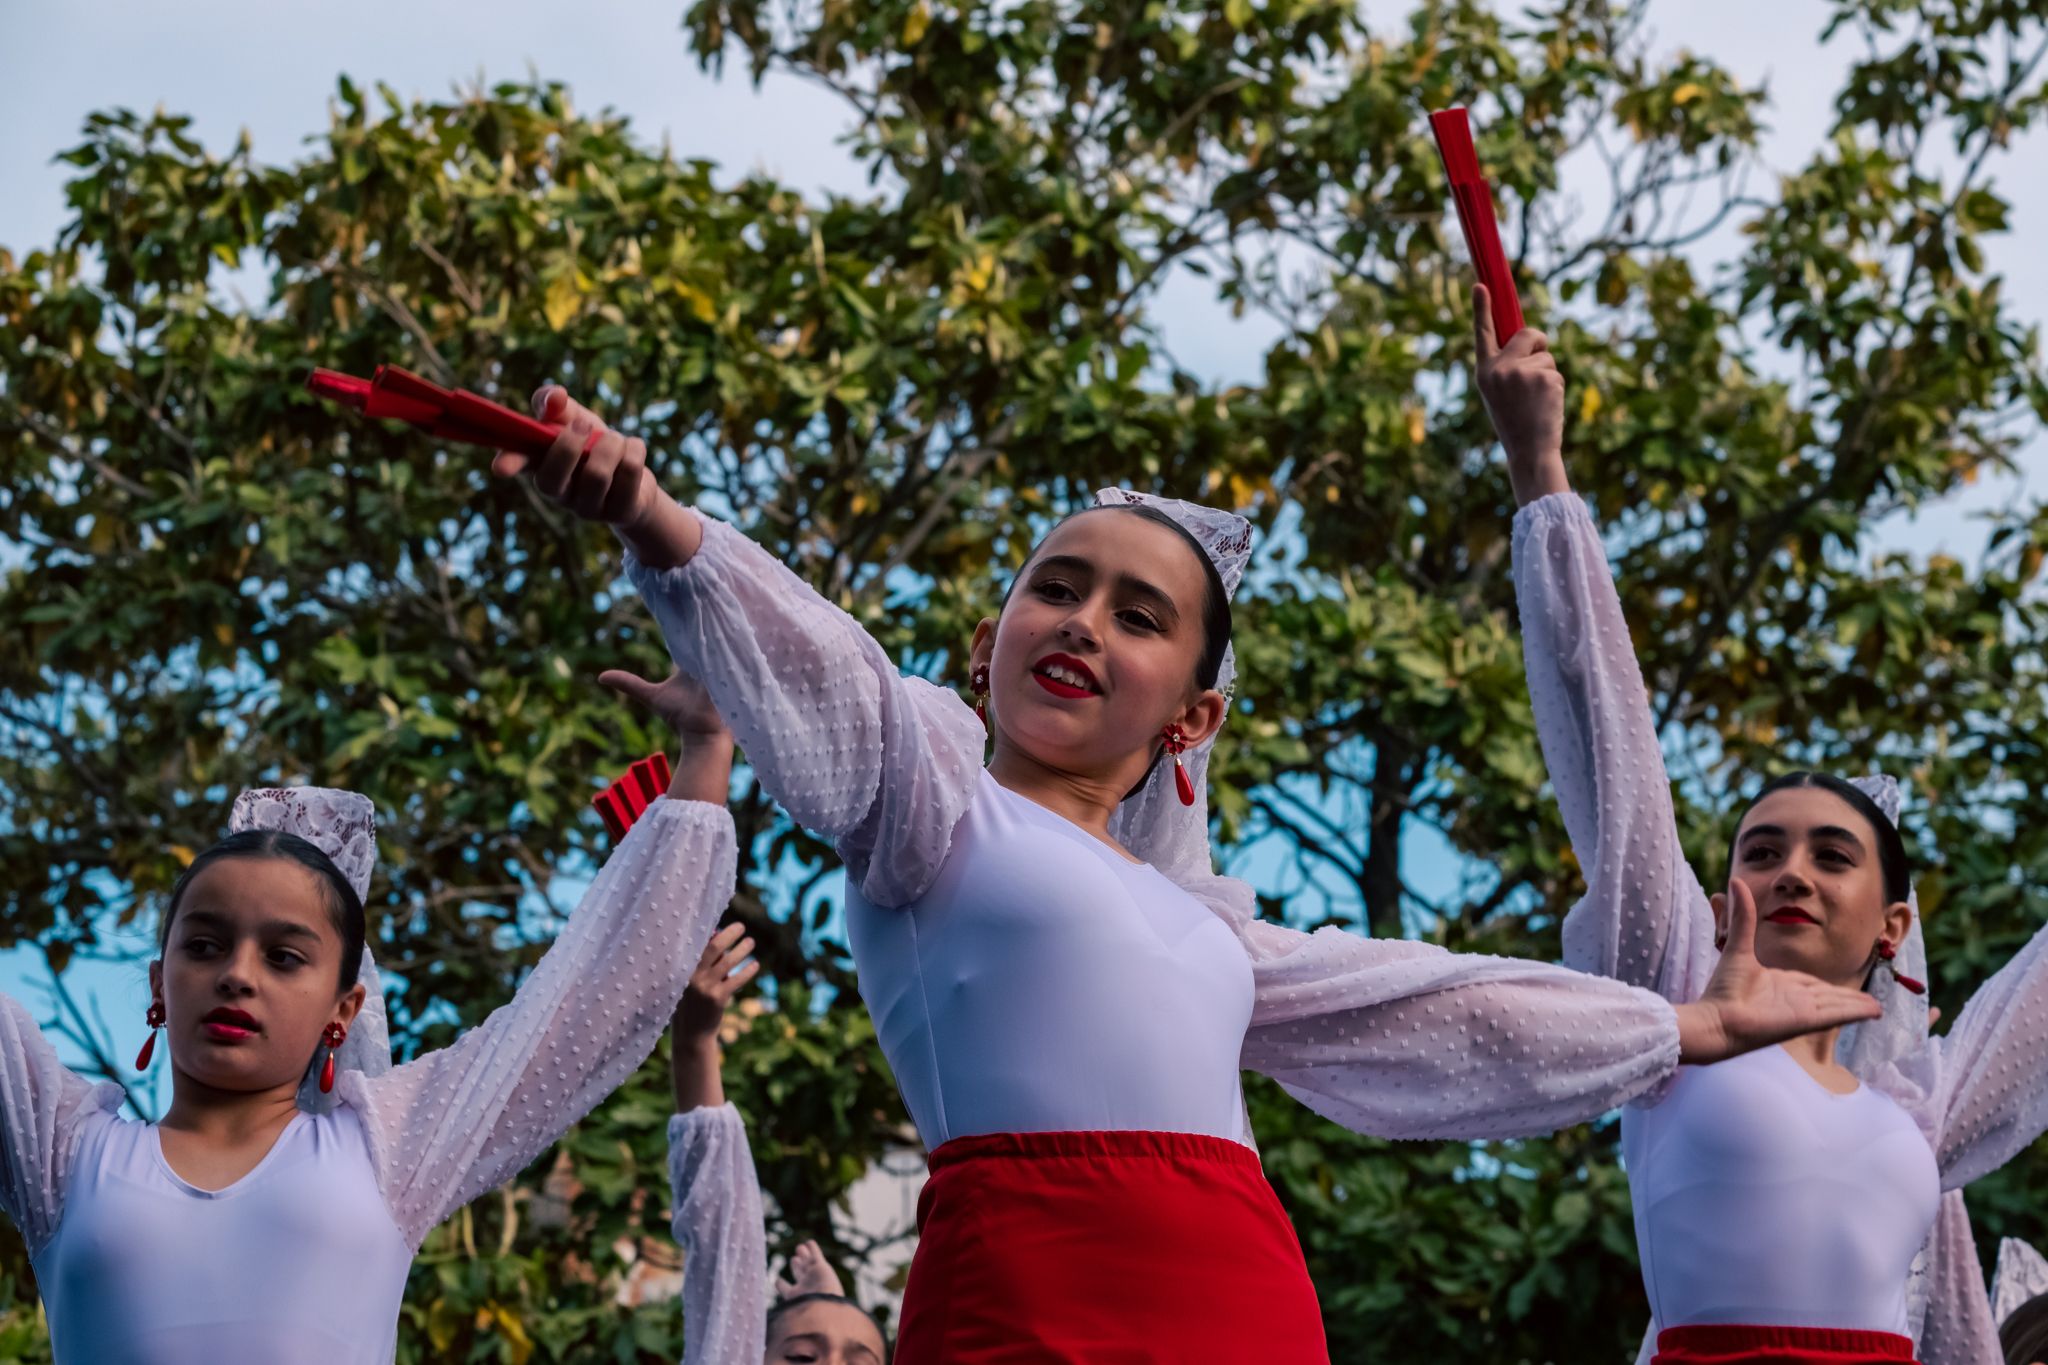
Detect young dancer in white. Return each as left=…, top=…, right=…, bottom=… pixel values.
left=1476, top=283, right=2048, bottom=1365
left=0, top=701, right=736, bottom=1363
left=501, top=384, right=1884, bottom=1362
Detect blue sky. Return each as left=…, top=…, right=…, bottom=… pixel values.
left=3, top=0, right=2043, bottom=1083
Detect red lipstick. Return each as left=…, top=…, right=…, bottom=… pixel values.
left=1031, top=652, right=1100, bottom=699
left=1764, top=908, right=1821, bottom=927
left=200, top=1006, right=260, bottom=1042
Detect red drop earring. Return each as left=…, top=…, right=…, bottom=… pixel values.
left=319, top=1021, right=348, bottom=1094
left=1875, top=939, right=1926, bottom=995
left=135, top=1001, right=166, bottom=1071
left=971, top=664, right=990, bottom=727
left=1161, top=725, right=1196, bottom=807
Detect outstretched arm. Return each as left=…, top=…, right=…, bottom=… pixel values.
left=493, top=387, right=985, bottom=907
left=1241, top=878, right=1878, bottom=1138
left=350, top=685, right=739, bottom=1250
left=1476, top=284, right=1718, bottom=1003
left=668, top=911, right=769, bottom=1365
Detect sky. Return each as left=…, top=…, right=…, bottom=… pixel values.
left=3, top=0, right=2045, bottom=1076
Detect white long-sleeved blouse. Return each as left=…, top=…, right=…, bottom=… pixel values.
left=1516, top=490, right=2043, bottom=1364
left=627, top=510, right=1693, bottom=1150
left=0, top=798, right=737, bottom=1364
left=669, top=1104, right=767, bottom=1365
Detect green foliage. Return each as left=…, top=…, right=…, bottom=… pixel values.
left=2, top=0, right=2046, bottom=1359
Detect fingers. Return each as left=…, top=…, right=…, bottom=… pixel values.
left=1473, top=284, right=1498, bottom=361
left=598, top=668, right=664, bottom=710
left=597, top=439, right=650, bottom=525
left=490, top=449, right=532, bottom=479
left=694, top=921, right=747, bottom=972
left=1723, top=878, right=1759, bottom=960
left=532, top=384, right=608, bottom=433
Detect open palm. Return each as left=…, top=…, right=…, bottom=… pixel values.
left=1686, top=879, right=1882, bottom=1063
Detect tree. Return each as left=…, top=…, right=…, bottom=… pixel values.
left=3, top=0, right=2046, bottom=1358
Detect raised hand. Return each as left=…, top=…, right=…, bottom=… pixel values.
left=774, top=1240, right=847, bottom=1300
left=601, top=667, right=731, bottom=741
left=670, top=923, right=761, bottom=1112
left=1673, top=878, right=1883, bottom=1065
left=490, top=384, right=702, bottom=568
left=1471, top=283, right=1570, bottom=506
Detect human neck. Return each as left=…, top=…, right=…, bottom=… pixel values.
left=161, top=1072, right=303, bottom=1139
left=986, top=740, right=1140, bottom=842
left=1777, top=1025, right=1843, bottom=1074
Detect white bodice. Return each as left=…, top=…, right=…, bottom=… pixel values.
left=1625, top=1046, right=1940, bottom=1334
left=848, top=774, right=1256, bottom=1146
left=34, top=1107, right=410, bottom=1364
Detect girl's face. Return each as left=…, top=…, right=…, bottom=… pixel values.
left=149, top=856, right=365, bottom=1095
left=972, top=511, right=1226, bottom=793
left=1714, top=787, right=1913, bottom=990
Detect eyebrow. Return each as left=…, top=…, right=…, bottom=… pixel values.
left=1029, top=554, right=1182, bottom=624
left=175, top=910, right=325, bottom=942
left=1739, top=823, right=1866, bottom=853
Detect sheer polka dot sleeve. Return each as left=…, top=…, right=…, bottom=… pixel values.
left=345, top=799, right=737, bottom=1249
left=669, top=1105, right=766, bottom=1365
left=1877, top=920, right=2048, bottom=1192
left=1514, top=493, right=1719, bottom=1005
left=0, top=991, right=123, bottom=1253
left=626, top=513, right=985, bottom=908
left=1237, top=919, right=1682, bottom=1139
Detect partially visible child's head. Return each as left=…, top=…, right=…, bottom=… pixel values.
left=765, top=1292, right=887, bottom=1364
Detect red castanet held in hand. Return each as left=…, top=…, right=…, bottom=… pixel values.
left=306, top=365, right=561, bottom=456
left=1427, top=106, right=1525, bottom=343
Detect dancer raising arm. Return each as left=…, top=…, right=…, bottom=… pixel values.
left=1478, top=282, right=2048, bottom=1365
left=500, top=385, right=1880, bottom=1363
left=619, top=666, right=889, bottom=1365
left=0, top=688, right=736, bottom=1364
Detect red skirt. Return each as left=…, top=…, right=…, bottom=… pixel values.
left=1653, top=1325, right=1921, bottom=1364
left=893, top=1129, right=1328, bottom=1364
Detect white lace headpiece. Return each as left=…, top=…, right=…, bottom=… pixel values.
left=1834, top=774, right=1929, bottom=1075
left=1993, top=1237, right=2048, bottom=1324
left=1092, top=488, right=1262, bottom=932
left=228, top=787, right=393, bottom=1112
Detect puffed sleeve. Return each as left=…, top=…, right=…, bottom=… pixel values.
left=626, top=513, right=985, bottom=907
left=670, top=1104, right=767, bottom=1365
left=1514, top=492, right=1719, bottom=1004
left=1871, top=920, right=2048, bottom=1193
left=1237, top=918, right=1682, bottom=1139
left=0, top=992, right=123, bottom=1253
left=343, top=798, right=737, bottom=1249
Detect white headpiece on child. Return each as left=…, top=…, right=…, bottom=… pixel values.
left=228, top=787, right=392, bottom=1112
left=1993, top=1238, right=2048, bottom=1325
left=1093, top=488, right=1263, bottom=933
left=1834, top=774, right=1930, bottom=1075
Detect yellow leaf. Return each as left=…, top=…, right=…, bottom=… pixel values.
left=673, top=280, right=717, bottom=324
left=1579, top=386, right=1603, bottom=422
left=213, top=622, right=234, bottom=648
left=902, top=0, right=931, bottom=45
left=1672, top=81, right=1705, bottom=106
left=170, top=844, right=196, bottom=868
left=1405, top=405, right=1426, bottom=446
left=542, top=274, right=580, bottom=331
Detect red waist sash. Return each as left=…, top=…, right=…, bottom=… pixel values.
left=1653, top=1324, right=1920, bottom=1365
left=894, top=1129, right=1327, bottom=1364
